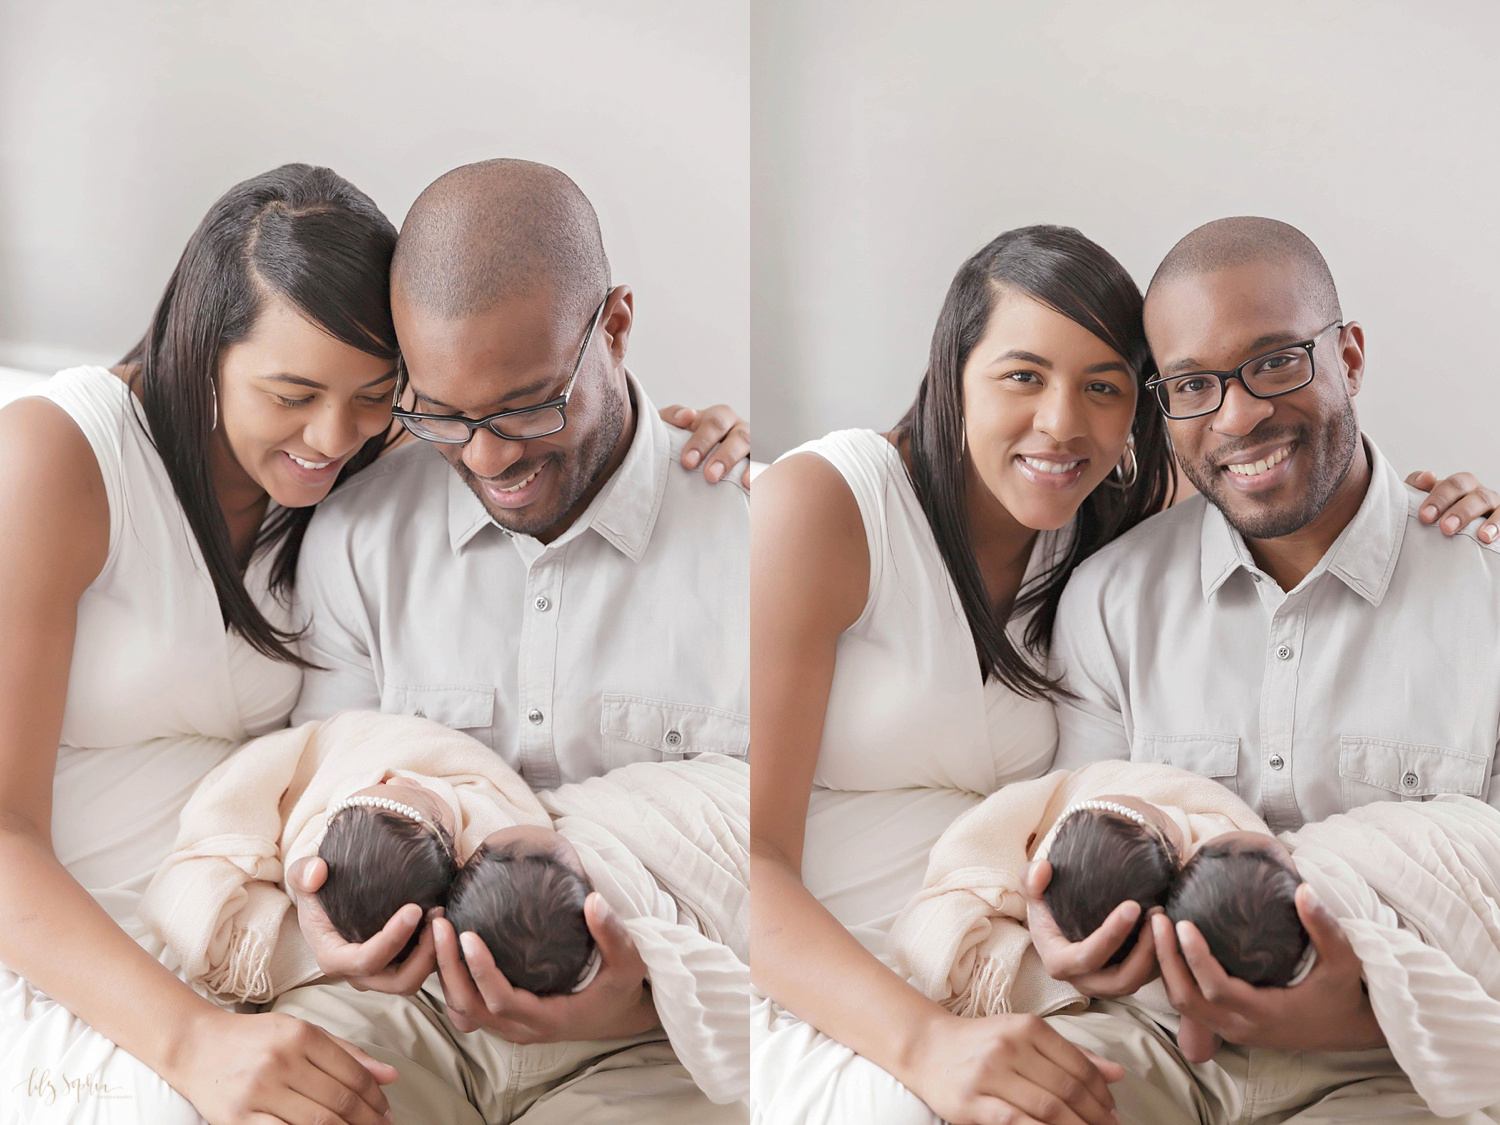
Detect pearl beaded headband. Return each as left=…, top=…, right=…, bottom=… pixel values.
left=328, top=794, right=443, bottom=839
left=1034, top=798, right=1178, bottom=865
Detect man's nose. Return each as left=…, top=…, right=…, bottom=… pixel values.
left=1212, top=378, right=1275, bottom=437
left=461, top=426, right=527, bottom=478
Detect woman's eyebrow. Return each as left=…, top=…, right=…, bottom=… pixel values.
left=990, top=350, right=1126, bottom=375
left=258, top=369, right=398, bottom=390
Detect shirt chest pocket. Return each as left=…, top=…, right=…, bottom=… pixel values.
left=1131, top=731, right=1241, bottom=796
left=380, top=684, right=496, bottom=749
left=1339, top=736, right=1488, bottom=805
left=600, top=693, right=749, bottom=768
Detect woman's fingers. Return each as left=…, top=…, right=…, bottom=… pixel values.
left=1031, top=1026, right=1121, bottom=1119
left=297, top=1052, right=394, bottom=1125
left=1017, top=1050, right=1117, bottom=1125
left=323, top=1032, right=399, bottom=1087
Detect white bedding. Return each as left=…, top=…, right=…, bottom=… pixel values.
left=0, top=367, right=46, bottom=408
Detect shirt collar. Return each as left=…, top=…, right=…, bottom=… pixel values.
left=447, top=370, right=668, bottom=562
left=1199, top=435, right=1405, bottom=604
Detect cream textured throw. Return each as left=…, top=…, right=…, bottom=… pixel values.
left=540, top=754, right=750, bottom=1105
left=1285, top=796, right=1500, bottom=1118
left=140, top=710, right=551, bottom=1003
left=889, top=760, right=1267, bottom=1019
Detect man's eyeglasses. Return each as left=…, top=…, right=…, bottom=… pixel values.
left=391, top=290, right=613, bottom=444
left=1145, top=321, right=1344, bottom=420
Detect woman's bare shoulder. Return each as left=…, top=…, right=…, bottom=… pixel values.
left=0, top=396, right=110, bottom=589
left=753, top=450, right=869, bottom=632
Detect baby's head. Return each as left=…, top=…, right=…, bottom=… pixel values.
left=317, top=778, right=457, bottom=958
left=1040, top=797, right=1182, bottom=965
left=445, top=824, right=598, bottom=997
left=1166, top=831, right=1310, bottom=987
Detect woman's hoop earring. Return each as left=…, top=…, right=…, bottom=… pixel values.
left=1106, top=433, right=1138, bottom=489
left=209, top=382, right=219, bottom=432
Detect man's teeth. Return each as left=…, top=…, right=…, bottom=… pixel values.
left=1226, top=445, right=1291, bottom=477
left=494, top=467, right=541, bottom=493
left=1019, top=455, right=1081, bottom=475
left=289, top=453, right=334, bottom=470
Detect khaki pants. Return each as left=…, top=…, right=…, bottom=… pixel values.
left=1049, top=999, right=1499, bottom=1125
left=272, top=979, right=745, bottom=1125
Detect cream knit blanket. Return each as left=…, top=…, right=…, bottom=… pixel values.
left=1285, top=796, right=1500, bottom=1118
left=140, top=710, right=550, bottom=1003
left=541, top=753, right=750, bottom=1105
left=889, top=760, right=1267, bottom=1019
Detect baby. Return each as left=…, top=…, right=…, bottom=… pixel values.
left=443, top=824, right=600, bottom=997
left=317, top=783, right=600, bottom=997
left=1040, top=798, right=1312, bottom=988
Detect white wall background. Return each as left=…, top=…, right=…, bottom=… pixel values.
left=0, top=0, right=748, bottom=411
left=753, top=0, right=1500, bottom=482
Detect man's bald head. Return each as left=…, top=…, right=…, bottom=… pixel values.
left=1146, top=216, right=1341, bottom=324
left=392, top=159, right=611, bottom=322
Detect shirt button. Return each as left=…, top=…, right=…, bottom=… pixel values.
left=527, top=708, right=544, bottom=725
left=665, top=729, right=682, bottom=747
left=534, top=595, right=551, bottom=612
left=1275, top=644, right=1292, bottom=660
left=1269, top=754, right=1285, bottom=770
left=1403, top=771, right=1419, bottom=789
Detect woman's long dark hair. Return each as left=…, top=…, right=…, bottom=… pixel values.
left=122, top=163, right=399, bottom=666
left=896, top=225, right=1174, bottom=699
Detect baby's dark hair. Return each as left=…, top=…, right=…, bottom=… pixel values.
left=1042, top=808, right=1178, bottom=966
left=1166, top=843, right=1308, bottom=987
left=317, top=806, right=457, bottom=960
left=446, top=842, right=596, bottom=996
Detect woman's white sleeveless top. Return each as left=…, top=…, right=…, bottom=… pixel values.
left=783, top=429, right=1060, bottom=960
left=23, top=367, right=302, bottom=954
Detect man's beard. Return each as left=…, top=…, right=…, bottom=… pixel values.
left=1181, top=398, right=1359, bottom=541
left=457, top=392, right=627, bottom=539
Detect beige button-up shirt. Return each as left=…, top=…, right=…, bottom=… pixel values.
left=291, top=374, right=749, bottom=790
left=1050, top=438, right=1500, bottom=833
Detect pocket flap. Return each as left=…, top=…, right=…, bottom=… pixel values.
left=380, top=683, right=496, bottom=730
left=1131, top=731, right=1240, bottom=779
left=1339, top=736, right=1486, bottom=797
left=600, top=693, right=749, bottom=758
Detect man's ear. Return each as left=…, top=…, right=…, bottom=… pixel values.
left=1339, top=321, right=1366, bottom=399
left=602, top=285, right=634, bottom=365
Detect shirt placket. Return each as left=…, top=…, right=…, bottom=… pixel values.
left=1258, top=583, right=1310, bottom=833
left=517, top=547, right=564, bottom=790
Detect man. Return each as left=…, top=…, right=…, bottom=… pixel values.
left=1032, top=216, right=1500, bottom=1123
left=271, top=160, right=750, bottom=1124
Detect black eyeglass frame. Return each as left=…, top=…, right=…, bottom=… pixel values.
left=390, top=288, right=614, bottom=444
left=1144, top=320, right=1345, bottom=420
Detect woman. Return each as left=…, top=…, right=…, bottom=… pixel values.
left=749, top=225, right=1493, bottom=1125
left=0, top=163, right=748, bottom=1125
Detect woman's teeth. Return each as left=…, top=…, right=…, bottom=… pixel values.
left=1019, top=455, right=1081, bottom=475
left=1226, top=445, right=1291, bottom=477
left=288, top=453, right=335, bottom=470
